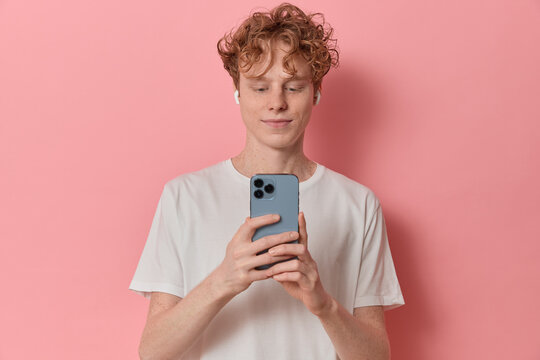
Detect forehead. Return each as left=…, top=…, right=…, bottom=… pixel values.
left=240, top=39, right=311, bottom=80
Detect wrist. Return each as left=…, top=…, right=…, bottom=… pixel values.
left=315, top=294, right=337, bottom=318
left=207, top=266, right=236, bottom=302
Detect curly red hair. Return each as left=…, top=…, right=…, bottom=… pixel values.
left=217, top=3, right=339, bottom=96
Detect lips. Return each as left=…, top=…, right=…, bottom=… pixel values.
left=262, top=119, right=292, bottom=128
left=262, top=119, right=292, bottom=123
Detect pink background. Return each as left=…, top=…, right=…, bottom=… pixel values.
left=1, top=0, right=539, bottom=359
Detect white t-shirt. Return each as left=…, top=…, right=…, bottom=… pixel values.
left=129, top=158, right=405, bottom=359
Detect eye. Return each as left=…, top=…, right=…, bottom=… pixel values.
left=254, top=88, right=267, bottom=92
left=288, top=87, right=304, bottom=92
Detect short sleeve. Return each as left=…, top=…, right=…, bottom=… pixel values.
left=354, top=199, right=405, bottom=311
left=128, top=183, right=184, bottom=299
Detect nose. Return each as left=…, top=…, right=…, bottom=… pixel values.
left=268, top=88, right=288, bottom=111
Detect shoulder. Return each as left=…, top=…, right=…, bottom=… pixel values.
left=320, top=165, right=381, bottom=210
left=163, top=159, right=226, bottom=197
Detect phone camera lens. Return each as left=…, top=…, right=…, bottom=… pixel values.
left=264, top=184, right=274, bottom=193
left=254, top=179, right=264, bottom=188
left=254, top=189, right=264, bottom=198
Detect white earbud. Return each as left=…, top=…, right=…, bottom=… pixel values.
left=315, top=90, right=321, bottom=105
left=234, top=89, right=239, bottom=104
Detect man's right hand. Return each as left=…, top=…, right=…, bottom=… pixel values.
left=211, top=214, right=299, bottom=298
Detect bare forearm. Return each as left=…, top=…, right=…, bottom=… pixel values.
left=317, top=297, right=390, bottom=360
left=139, top=273, right=234, bottom=360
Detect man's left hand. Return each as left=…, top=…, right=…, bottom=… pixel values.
left=266, top=211, right=333, bottom=316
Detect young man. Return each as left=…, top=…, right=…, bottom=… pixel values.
left=129, top=3, right=405, bottom=359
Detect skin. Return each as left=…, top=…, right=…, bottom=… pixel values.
left=231, top=38, right=318, bottom=182
left=231, top=38, right=390, bottom=358
left=229, top=38, right=331, bottom=316
left=139, top=38, right=390, bottom=360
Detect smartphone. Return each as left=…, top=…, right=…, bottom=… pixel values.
left=250, top=173, right=299, bottom=270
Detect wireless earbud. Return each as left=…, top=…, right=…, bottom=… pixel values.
left=234, top=89, right=240, bottom=104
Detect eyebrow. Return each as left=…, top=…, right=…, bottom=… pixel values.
left=247, top=74, right=311, bottom=82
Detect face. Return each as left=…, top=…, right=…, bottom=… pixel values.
left=237, top=39, right=315, bottom=150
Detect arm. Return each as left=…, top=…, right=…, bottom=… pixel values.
left=266, top=212, right=391, bottom=360
left=138, top=273, right=234, bottom=360
left=138, top=214, right=298, bottom=360
left=316, top=300, right=390, bottom=360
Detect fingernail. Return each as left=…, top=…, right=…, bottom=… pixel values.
left=273, top=214, right=280, bottom=220
left=269, top=248, right=277, bottom=255
left=290, top=232, right=296, bottom=239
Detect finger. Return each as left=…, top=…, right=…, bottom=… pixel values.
left=249, top=230, right=299, bottom=255
left=269, top=262, right=312, bottom=289
left=273, top=271, right=305, bottom=284
left=237, top=214, right=280, bottom=244
left=249, top=268, right=271, bottom=282
left=244, top=252, right=296, bottom=271
left=268, top=243, right=307, bottom=258
left=248, top=263, right=285, bottom=282
left=266, top=258, right=306, bottom=278
left=299, top=212, right=308, bottom=247
left=297, top=211, right=311, bottom=261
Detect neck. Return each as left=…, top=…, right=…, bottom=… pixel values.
left=231, top=138, right=316, bottom=182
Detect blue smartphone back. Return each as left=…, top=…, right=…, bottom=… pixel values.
left=250, top=173, right=299, bottom=270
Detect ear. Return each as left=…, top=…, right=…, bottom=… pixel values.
left=314, top=90, right=321, bottom=105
